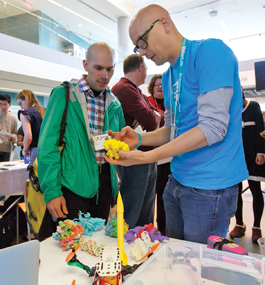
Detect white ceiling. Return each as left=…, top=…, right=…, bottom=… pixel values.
left=1, top=0, right=265, bottom=96
left=4, top=0, right=265, bottom=50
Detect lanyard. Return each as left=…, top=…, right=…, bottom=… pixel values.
left=169, top=38, right=187, bottom=129
left=86, top=90, right=109, bottom=135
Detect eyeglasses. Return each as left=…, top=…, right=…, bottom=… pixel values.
left=133, top=19, right=160, bottom=54
left=17, top=100, right=24, bottom=107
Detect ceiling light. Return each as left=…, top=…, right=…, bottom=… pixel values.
left=209, top=8, right=218, bottom=17
left=0, top=87, right=50, bottom=96
left=78, top=24, right=82, bottom=27
left=219, top=20, right=229, bottom=33
left=63, top=7, right=100, bottom=27
left=82, top=16, right=100, bottom=27
left=24, top=0, right=32, bottom=9
left=100, top=26, right=117, bottom=36
left=48, top=0, right=63, bottom=8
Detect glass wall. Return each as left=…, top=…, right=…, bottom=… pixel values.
left=0, top=1, right=129, bottom=62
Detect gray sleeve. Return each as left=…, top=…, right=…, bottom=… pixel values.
left=197, top=87, right=233, bottom=146
left=164, top=108, right=174, bottom=129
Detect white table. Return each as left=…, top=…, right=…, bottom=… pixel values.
left=39, top=230, right=263, bottom=285
left=0, top=160, right=29, bottom=195
left=39, top=230, right=145, bottom=285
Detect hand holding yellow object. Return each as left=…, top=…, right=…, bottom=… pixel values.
left=104, top=139, right=130, bottom=160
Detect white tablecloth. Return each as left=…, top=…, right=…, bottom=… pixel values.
left=0, top=160, right=29, bottom=195
left=39, top=230, right=145, bottom=285
left=39, top=230, right=263, bottom=285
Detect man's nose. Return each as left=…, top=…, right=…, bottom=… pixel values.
left=101, top=69, right=108, bottom=79
left=139, top=49, right=147, bottom=57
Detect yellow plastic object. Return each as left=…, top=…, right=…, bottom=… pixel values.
left=104, top=139, right=129, bottom=160
left=117, top=192, right=128, bottom=265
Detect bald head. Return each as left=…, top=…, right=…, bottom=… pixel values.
left=86, top=42, right=115, bottom=63
left=83, top=41, right=115, bottom=92
left=129, top=4, right=183, bottom=65
left=129, top=4, right=170, bottom=36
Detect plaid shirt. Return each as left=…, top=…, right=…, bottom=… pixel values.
left=78, top=75, right=106, bottom=164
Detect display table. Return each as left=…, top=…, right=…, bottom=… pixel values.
left=39, top=230, right=263, bottom=285
left=0, top=160, right=29, bottom=195
left=39, top=230, right=148, bottom=285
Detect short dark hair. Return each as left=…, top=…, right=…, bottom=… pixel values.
left=0, top=94, right=11, bottom=104
left=123, top=54, right=144, bottom=75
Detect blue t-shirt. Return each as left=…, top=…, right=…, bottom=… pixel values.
left=162, top=38, right=248, bottom=189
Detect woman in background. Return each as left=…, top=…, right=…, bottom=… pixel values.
left=229, top=89, right=265, bottom=243
left=17, top=125, right=24, bottom=160
left=16, top=90, right=45, bottom=164
left=148, top=74, right=171, bottom=235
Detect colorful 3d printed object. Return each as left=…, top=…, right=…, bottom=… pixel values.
left=105, top=216, right=129, bottom=238
left=131, top=230, right=161, bottom=261
left=79, top=236, right=105, bottom=257
left=125, top=223, right=169, bottom=244
left=73, top=211, right=105, bottom=236
left=104, top=139, right=130, bottom=160
left=53, top=220, right=84, bottom=251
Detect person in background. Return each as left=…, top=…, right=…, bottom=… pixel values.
left=111, top=54, right=164, bottom=229
left=148, top=74, right=171, bottom=235
left=37, top=42, right=125, bottom=227
left=16, top=90, right=45, bottom=165
left=148, top=74, right=165, bottom=111
left=17, top=125, right=24, bottom=160
left=0, top=94, right=17, bottom=162
left=229, top=90, right=265, bottom=243
left=105, top=4, right=248, bottom=244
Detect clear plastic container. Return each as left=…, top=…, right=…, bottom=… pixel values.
left=123, top=241, right=265, bottom=285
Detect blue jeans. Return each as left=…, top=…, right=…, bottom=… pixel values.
left=29, top=147, right=38, bottom=165
left=117, top=163, right=157, bottom=229
left=163, top=175, right=238, bottom=244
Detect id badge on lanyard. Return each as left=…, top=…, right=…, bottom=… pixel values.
left=92, top=133, right=109, bottom=151
left=169, top=38, right=187, bottom=141
left=89, top=102, right=110, bottom=151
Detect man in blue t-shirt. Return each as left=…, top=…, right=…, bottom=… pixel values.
left=105, top=4, right=248, bottom=244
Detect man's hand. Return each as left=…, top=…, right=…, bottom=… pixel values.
left=47, top=196, right=68, bottom=219
left=104, top=149, right=148, bottom=166
left=7, top=135, right=13, bottom=140
left=108, top=126, right=139, bottom=149
left=256, top=154, right=265, bottom=165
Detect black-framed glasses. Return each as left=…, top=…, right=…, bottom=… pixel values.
left=17, top=100, right=24, bottom=107
left=133, top=19, right=160, bottom=54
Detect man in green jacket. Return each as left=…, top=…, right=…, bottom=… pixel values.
left=37, top=42, right=125, bottom=223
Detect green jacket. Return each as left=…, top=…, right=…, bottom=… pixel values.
left=37, top=83, right=126, bottom=203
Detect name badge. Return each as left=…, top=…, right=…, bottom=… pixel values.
left=92, top=134, right=109, bottom=151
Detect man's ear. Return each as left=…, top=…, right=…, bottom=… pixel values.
left=160, top=17, right=171, bottom=33
left=83, top=59, right=88, bottom=72
left=139, top=63, right=144, bottom=73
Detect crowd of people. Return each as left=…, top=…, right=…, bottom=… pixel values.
left=0, top=4, right=264, bottom=245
